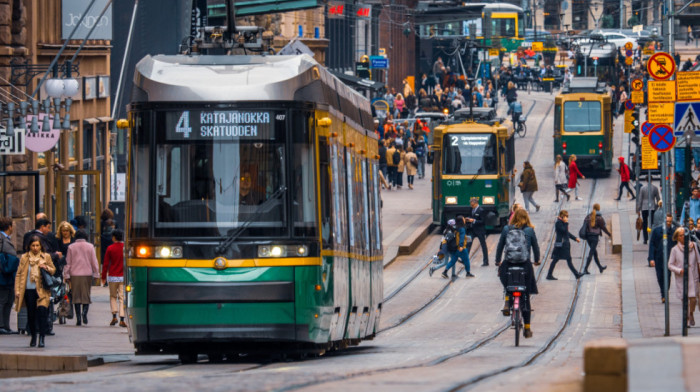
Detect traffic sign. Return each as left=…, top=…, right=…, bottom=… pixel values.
left=641, top=136, right=659, bottom=170
left=488, top=48, right=500, bottom=56
left=674, top=102, right=700, bottom=136
left=648, top=102, right=674, bottom=124
left=626, top=49, right=634, bottom=57
left=648, top=80, right=676, bottom=102
left=625, top=57, right=634, bottom=66
left=625, top=41, right=634, bottom=50
left=632, top=79, right=644, bottom=91
left=647, top=52, right=676, bottom=81
left=370, top=56, right=388, bottom=69
left=625, top=100, right=635, bottom=111
left=641, top=121, right=655, bottom=136
left=649, top=124, right=676, bottom=152
left=532, top=42, right=544, bottom=52
left=631, top=90, right=644, bottom=104
left=0, top=127, right=25, bottom=155
left=676, top=71, right=700, bottom=101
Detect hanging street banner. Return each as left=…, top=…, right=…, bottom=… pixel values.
left=648, top=102, right=674, bottom=124
left=0, top=127, right=26, bottom=155
left=674, top=102, right=700, bottom=137
left=641, top=136, right=659, bottom=170
left=648, top=80, right=676, bottom=102
left=676, top=71, right=700, bottom=101
left=647, top=52, right=676, bottom=81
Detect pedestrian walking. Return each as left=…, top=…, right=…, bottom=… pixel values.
left=652, top=200, right=665, bottom=229
left=429, top=219, right=457, bottom=277
left=467, top=198, right=489, bottom=266
left=681, top=187, right=700, bottom=224
left=615, top=157, right=636, bottom=201
left=568, top=155, right=585, bottom=201
left=442, top=216, right=474, bottom=278
left=495, top=209, right=540, bottom=338
left=386, top=142, right=399, bottom=188
left=508, top=203, right=521, bottom=223
left=518, top=161, right=541, bottom=212
left=547, top=210, right=583, bottom=280
left=415, top=135, right=427, bottom=179
left=396, top=146, right=406, bottom=189
left=668, top=227, right=700, bottom=327
left=0, top=217, right=19, bottom=334
left=581, top=204, right=612, bottom=274
left=636, top=179, right=661, bottom=244
left=404, top=147, right=418, bottom=189
left=64, top=230, right=99, bottom=326
left=14, top=236, right=55, bottom=348
left=101, top=229, right=126, bottom=327
left=649, top=214, right=677, bottom=303
left=687, top=25, right=694, bottom=45
left=554, top=155, right=571, bottom=202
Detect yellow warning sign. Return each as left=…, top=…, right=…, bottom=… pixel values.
left=643, top=48, right=655, bottom=55
left=532, top=42, right=543, bottom=52
left=676, top=71, right=700, bottom=101
left=641, top=136, right=659, bottom=170
left=648, top=80, right=676, bottom=102
left=631, top=90, right=644, bottom=104
left=488, top=48, right=500, bottom=56
left=648, top=102, right=675, bottom=124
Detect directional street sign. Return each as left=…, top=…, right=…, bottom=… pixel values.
left=649, top=124, right=675, bottom=152
left=632, top=79, right=644, bottom=91
left=674, top=102, right=700, bottom=136
left=647, top=52, right=676, bottom=81
left=370, top=56, right=388, bottom=69
left=625, top=100, right=635, bottom=111
left=641, top=121, right=655, bottom=136
left=676, top=71, right=700, bottom=101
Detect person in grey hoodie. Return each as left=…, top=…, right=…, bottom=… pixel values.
left=636, top=179, right=661, bottom=244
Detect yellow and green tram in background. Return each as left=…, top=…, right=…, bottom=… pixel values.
left=553, top=78, right=613, bottom=175
left=124, top=54, right=383, bottom=362
left=431, top=107, right=516, bottom=228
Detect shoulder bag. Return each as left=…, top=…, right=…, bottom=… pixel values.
left=41, top=267, right=61, bottom=289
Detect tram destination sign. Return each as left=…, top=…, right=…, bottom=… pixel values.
left=166, top=110, right=277, bottom=141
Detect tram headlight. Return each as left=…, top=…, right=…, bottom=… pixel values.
left=258, top=245, right=286, bottom=257
left=482, top=196, right=496, bottom=205
left=155, top=246, right=183, bottom=259
left=445, top=196, right=458, bottom=205
left=135, top=246, right=153, bottom=258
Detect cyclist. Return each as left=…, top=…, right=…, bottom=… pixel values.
left=495, top=209, right=540, bottom=338
left=509, top=101, right=523, bottom=126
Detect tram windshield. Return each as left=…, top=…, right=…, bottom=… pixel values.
left=442, top=133, right=498, bottom=175
left=563, top=101, right=602, bottom=133
left=129, top=109, right=317, bottom=238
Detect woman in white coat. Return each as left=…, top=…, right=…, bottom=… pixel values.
left=554, top=155, right=570, bottom=202
left=668, top=227, right=700, bottom=326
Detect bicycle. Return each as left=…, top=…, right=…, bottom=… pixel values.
left=514, top=116, right=527, bottom=138
left=505, top=266, right=528, bottom=347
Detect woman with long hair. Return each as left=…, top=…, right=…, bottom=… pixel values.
left=554, top=155, right=570, bottom=202
left=547, top=210, right=583, bottom=280
left=567, top=155, right=585, bottom=201
left=442, top=216, right=473, bottom=278
left=668, top=227, right=700, bottom=326
left=14, top=236, right=55, bottom=348
left=582, top=204, right=612, bottom=274
left=55, top=221, right=75, bottom=277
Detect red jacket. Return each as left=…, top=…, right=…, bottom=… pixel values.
left=101, top=242, right=124, bottom=280
left=568, top=161, right=583, bottom=188
left=619, top=162, right=631, bottom=182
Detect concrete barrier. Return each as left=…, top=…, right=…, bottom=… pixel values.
left=611, top=213, right=622, bottom=254
left=398, top=216, right=434, bottom=256
left=0, top=353, right=88, bottom=377
left=583, top=338, right=628, bottom=392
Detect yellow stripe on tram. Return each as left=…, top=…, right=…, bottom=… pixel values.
left=127, top=257, right=323, bottom=268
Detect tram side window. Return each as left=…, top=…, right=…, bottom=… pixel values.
left=292, top=113, right=317, bottom=237
left=371, top=162, right=382, bottom=251
left=331, top=143, right=345, bottom=246
left=129, top=112, right=150, bottom=238
left=361, top=160, right=371, bottom=252
left=319, top=137, right=332, bottom=249
left=346, top=150, right=355, bottom=248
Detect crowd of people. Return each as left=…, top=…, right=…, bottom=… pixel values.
left=0, top=209, right=125, bottom=349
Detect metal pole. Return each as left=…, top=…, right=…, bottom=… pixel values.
left=662, top=152, right=670, bottom=336
left=111, top=0, right=139, bottom=120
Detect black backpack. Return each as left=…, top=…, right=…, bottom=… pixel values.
left=393, top=150, right=401, bottom=164
left=444, top=229, right=458, bottom=252
left=504, top=226, right=529, bottom=263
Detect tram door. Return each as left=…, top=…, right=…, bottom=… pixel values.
left=55, top=170, right=102, bottom=260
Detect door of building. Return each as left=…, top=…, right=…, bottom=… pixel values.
left=55, top=170, right=102, bottom=260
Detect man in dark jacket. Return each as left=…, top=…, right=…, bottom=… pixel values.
left=466, top=197, right=489, bottom=266
left=0, top=217, right=18, bottom=334
left=648, top=214, right=677, bottom=303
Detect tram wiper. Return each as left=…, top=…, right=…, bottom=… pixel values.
left=214, top=185, right=287, bottom=255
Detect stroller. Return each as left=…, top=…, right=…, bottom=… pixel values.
left=55, top=282, right=73, bottom=324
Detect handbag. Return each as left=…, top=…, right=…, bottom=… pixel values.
left=579, top=221, right=588, bottom=239
left=636, top=215, right=643, bottom=240
left=40, top=268, right=61, bottom=289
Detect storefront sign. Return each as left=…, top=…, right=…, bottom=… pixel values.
left=0, top=128, right=26, bottom=155
left=62, top=0, right=112, bottom=40
left=23, top=115, right=61, bottom=152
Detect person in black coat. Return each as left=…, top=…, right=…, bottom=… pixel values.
left=648, top=213, right=678, bottom=303
left=547, top=210, right=583, bottom=280
left=466, top=197, right=489, bottom=266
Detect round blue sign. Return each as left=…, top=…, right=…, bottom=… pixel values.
left=641, top=121, right=655, bottom=136
left=626, top=49, right=634, bottom=57
left=625, top=100, right=635, bottom=111
left=649, top=124, right=675, bottom=153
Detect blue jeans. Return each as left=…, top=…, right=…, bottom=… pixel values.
left=417, top=155, right=426, bottom=178
left=444, top=248, right=470, bottom=275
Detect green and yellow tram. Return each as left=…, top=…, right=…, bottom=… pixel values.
left=431, top=107, right=516, bottom=228
left=123, top=54, right=383, bottom=362
left=553, top=78, right=613, bottom=174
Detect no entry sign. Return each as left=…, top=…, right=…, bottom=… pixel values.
left=648, top=124, right=675, bottom=152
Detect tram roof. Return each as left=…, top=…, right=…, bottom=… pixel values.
left=415, top=2, right=522, bottom=24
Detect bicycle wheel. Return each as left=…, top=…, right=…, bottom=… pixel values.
left=520, top=122, right=527, bottom=138
left=514, top=308, right=521, bottom=347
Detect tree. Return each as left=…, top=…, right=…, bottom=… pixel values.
left=627, top=16, right=640, bottom=28
left=601, top=15, right=615, bottom=29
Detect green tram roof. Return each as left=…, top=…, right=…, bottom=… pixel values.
left=561, top=78, right=607, bottom=94
left=448, top=107, right=504, bottom=125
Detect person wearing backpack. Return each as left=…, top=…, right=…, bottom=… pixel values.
left=429, top=219, right=457, bottom=277
left=442, top=216, right=474, bottom=278
left=495, top=209, right=540, bottom=338
left=547, top=210, right=583, bottom=280
left=581, top=204, right=612, bottom=274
